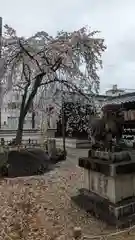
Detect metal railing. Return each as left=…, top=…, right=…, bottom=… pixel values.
left=0, top=129, right=40, bottom=134
left=0, top=139, right=41, bottom=150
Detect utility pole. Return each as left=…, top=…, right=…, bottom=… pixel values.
left=0, top=17, right=2, bottom=129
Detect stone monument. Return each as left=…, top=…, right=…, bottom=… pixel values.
left=40, top=112, right=57, bottom=156
left=73, top=104, right=135, bottom=228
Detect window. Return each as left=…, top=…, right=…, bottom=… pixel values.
left=8, top=102, right=21, bottom=109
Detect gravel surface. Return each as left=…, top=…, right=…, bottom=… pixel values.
left=0, top=148, right=134, bottom=239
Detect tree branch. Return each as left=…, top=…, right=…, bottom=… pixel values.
left=19, top=80, right=30, bottom=118
left=22, top=62, right=31, bottom=83
left=22, top=57, right=63, bottom=118
left=19, top=39, right=42, bottom=72
left=51, top=57, right=62, bottom=71
left=40, top=76, right=90, bottom=101
left=19, top=40, right=63, bottom=73
left=23, top=72, right=44, bottom=117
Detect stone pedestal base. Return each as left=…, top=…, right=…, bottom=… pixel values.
left=82, top=169, right=135, bottom=204
left=72, top=188, right=135, bottom=228
left=75, top=156, right=135, bottom=227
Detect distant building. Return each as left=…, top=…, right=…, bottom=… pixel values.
left=1, top=90, right=34, bottom=130
left=1, top=84, right=134, bottom=131
left=105, top=84, right=125, bottom=97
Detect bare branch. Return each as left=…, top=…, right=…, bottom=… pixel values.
left=22, top=62, right=31, bottom=83
left=18, top=39, right=42, bottom=72
left=40, top=77, right=90, bottom=101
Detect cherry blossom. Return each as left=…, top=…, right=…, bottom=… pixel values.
left=1, top=24, right=106, bottom=144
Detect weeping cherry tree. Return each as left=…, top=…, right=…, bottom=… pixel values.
left=1, top=24, right=106, bottom=144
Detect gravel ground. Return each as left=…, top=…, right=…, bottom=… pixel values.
left=0, top=148, right=135, bottom=239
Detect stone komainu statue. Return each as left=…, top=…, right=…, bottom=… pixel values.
left=90, top=104, right=124, bottom=150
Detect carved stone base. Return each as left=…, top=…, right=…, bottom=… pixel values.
left=77, top=155, right=135, bottom=227
left=82, top=169, right=135, bottom=203
left=88, top=149, right=131, bottom=162
left=72, top=188, right=135, bottom=228
left=79, top=157, right=135, bottom=176
left=79, top=157, right=135, bottom=203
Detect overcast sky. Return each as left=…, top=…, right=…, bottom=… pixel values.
left=1, top=0, right=135, bottom=93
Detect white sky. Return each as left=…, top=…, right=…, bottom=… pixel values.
left=1, top=0, right=135, bottom=94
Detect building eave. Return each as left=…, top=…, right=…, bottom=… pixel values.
left=103, top=92, right=135, bottom=105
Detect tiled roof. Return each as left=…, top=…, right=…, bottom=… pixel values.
left=59, top=90, right=135, bottom=105
left=102, top=92, right=135, bottom=105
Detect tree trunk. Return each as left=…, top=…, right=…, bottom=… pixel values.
left=32, top=111, right=35, bottom=129
left=14, top=59, right=62, bottom=146
left=15, top=75, right=44, bottom=145
left=15, top=114, right=25, bottom=145
left=15, top=83, right=29, bottom=145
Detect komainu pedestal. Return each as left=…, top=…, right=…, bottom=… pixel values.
left=72, top=150, right=135, bottom=228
